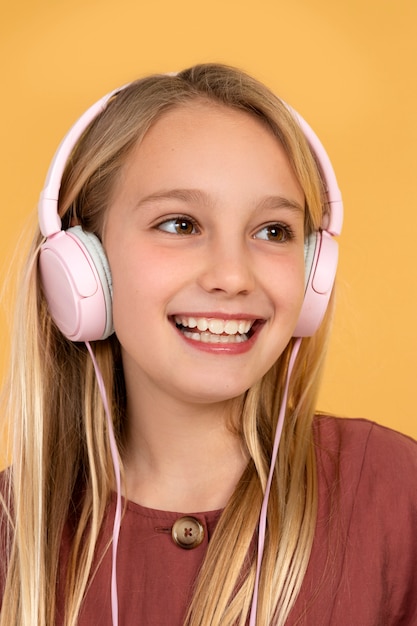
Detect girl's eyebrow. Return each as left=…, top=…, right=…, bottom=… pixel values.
left=135, top=188, right=211, bottom=210
left=135, top=188, right=304, bottom=214
left=257, top=195, right=305, bottom=215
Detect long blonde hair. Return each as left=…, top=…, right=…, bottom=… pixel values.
left=0, top=64, right=335, bottom=625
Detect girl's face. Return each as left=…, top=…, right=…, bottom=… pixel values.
left=104, top=102, right=306, bottom=408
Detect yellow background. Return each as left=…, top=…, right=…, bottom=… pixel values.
left=1, top=0, right=416, bottom=445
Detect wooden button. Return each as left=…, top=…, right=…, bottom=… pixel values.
left=172, top=516, right=205, bottom=550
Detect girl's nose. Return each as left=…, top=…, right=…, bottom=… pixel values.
left=197, top=237, right=256, bottom=297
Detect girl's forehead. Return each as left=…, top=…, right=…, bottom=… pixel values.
left=127, top=100, right=286, bottom=170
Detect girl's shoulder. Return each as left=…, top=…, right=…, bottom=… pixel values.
left=292, top=416, right=417, bottom=624
left=312, top=413, right=417, bottom=525
left=313, top=414, right=417, bottom=470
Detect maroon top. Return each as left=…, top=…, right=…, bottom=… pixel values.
left=5, top=416, right=417, bottom=624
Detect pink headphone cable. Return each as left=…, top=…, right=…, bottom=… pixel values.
left=86, top=337, right=301, bottom=626
left=85, top=342, right=122, bottom=626
left=249, top=338, right=302, bottom=626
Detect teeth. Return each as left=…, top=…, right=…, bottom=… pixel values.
left=224, top=320, right=238, bottom=334
left=174, top=316, right=253, bottom=336
left=208, top=318, right=224, bottom=334
left=183, top=330, right=248, bottom=343
left=197, top=318, right=209, bottom=332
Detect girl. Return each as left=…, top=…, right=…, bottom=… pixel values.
left=1, top=64, right=416, bottom=626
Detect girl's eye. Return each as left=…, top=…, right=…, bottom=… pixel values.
left=254, top=223, right=294, bottom=243
left=157, top=217, right=198, bottom=235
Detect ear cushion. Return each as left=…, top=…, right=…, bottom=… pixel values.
left=293, top=230, right=338, bottom=337
left=38, top=226, right=113, bottom=341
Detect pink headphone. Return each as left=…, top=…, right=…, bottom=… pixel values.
left=38, top=85, right=343, bottom=341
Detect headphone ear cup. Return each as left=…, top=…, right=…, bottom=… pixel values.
left=39, top=226, right=113, bottom=341
left=293, top=230, right=338, bottom=337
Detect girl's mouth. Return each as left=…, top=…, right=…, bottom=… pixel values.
left=172, top=315, right=257, bottom=344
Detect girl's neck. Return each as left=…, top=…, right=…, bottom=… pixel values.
left=122, top=393, right=248, bottom=513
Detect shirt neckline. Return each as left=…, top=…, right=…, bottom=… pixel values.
left=111, top=492, right=224, bottom=523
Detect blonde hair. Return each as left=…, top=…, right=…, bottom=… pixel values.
left=0, top=64, right=335, bottom=625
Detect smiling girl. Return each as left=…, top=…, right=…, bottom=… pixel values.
left=1, top=64, right=416, bottom=626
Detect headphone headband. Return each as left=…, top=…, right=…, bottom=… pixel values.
left=39, top=88, right=124, bottom=238
left=288, top=106, right=343, bottom=236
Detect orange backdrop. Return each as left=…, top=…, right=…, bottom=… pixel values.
left=1, top=0, right=416, bottom=451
